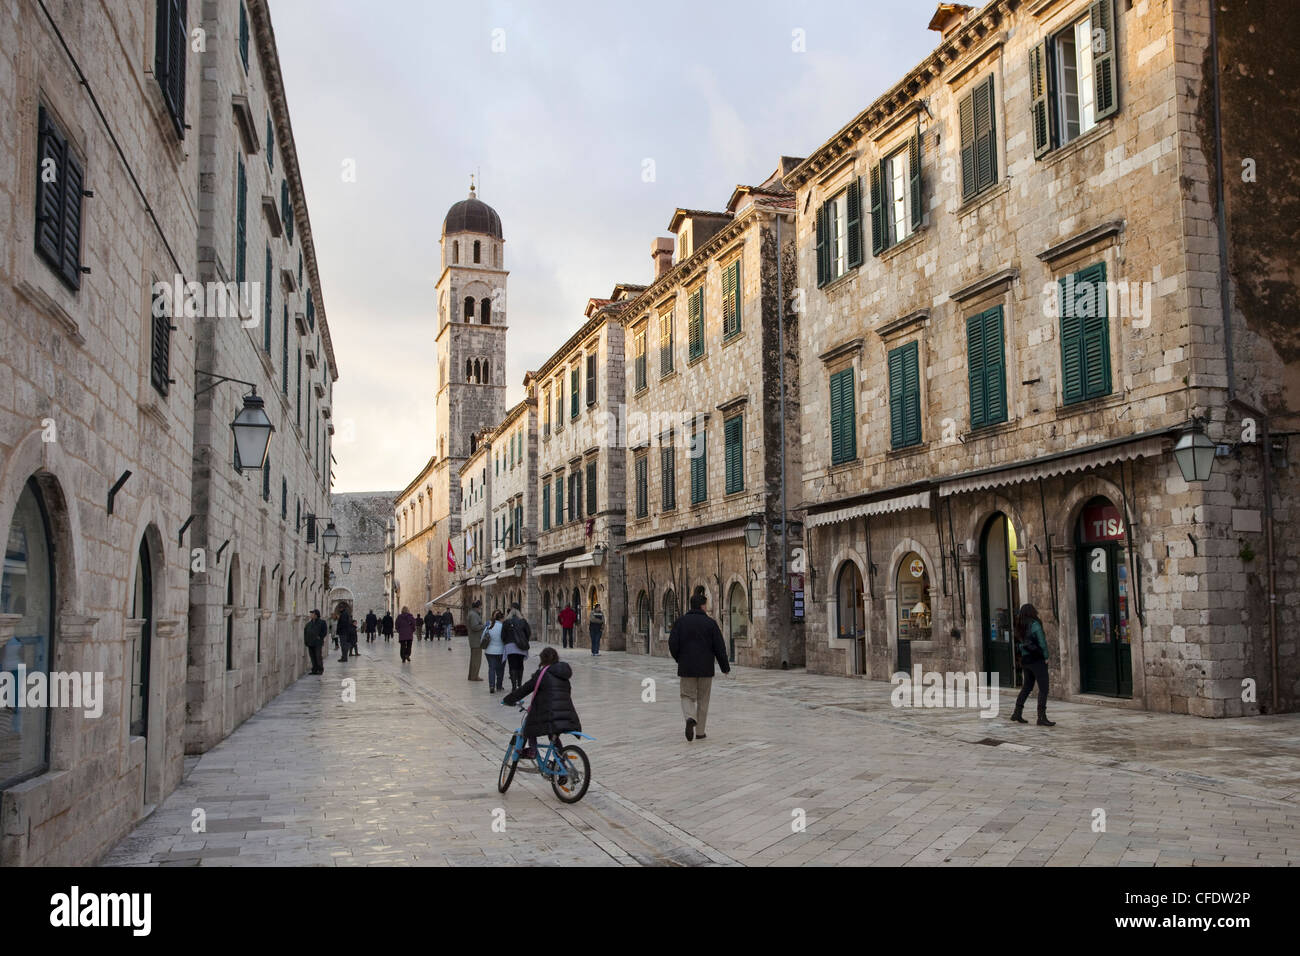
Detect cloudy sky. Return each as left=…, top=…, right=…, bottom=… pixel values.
left=270, top=0, right=939, bottom=493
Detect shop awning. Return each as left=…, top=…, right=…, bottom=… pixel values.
left=534, top=560, right=565, bottom=577
left=425, top=584, right=462, bottom=608
left=622, top=538, right=671, bottom=555
left=937, top=436, right=1166, bottom=497
left=479, top=572, right=502, bottom=585
left=805, top=491, right=931, bottom=529
left=562, top=552, right=601, bottom=570
left=682, top=526, right=747, bottom=548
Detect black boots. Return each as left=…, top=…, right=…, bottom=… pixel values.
left=1037, top=711, right=1056, bottom=726
left=1010, top=707, right=1028, bottom=724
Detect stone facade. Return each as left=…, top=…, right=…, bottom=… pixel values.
left=534, top=298, right=630, bottom=648
left=620, top=164, right=805, bottom=668
left=0, top=0, right=336, bottom=866
left=330, top=491, right=397, bottom=618
left=787, top=0, right=1295, bottom=715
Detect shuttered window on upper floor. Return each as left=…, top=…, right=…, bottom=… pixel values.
left=1060, top=262, right=1111, bottom=405
left=724, top=415, right=743, bottom=495
left=635, top=455, right=648, bottom=518
left=1031, top=0, right=1119, bottom=159
left=888, top=341, right=922, bottom=449
left=35, top=107, right=84, bottom=291
left=959, top=75, right=998, bottom=202
left=966, top=305, right=1007, bottom=429
left=829, top=367, right=856, bottom=465
left=154, top=0, right=187, bottom=137
left=721, top=259, right=741, bottom=339
left=870, top=134, right=922, bottom=255
left=687, top=287, right=704, bottom=361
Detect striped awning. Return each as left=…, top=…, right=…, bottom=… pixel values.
left=534, top=560, right=565, bottom=577
left=682, top=526, right=747, bottom=548
left=622, top=538, right=671, bottom=555
left=806, top=491, right=931, bottom=529
left=937, top=436, right=1166, bottom=497
left=563, top=552, right=601, bottom=570
left=425, top=584, right=462, bottom=608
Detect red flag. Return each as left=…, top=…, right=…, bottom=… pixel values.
left=446, top=539, right=456, bottom=572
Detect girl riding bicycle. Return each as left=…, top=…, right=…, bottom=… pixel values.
left=501, top=646, right=581, bottom=758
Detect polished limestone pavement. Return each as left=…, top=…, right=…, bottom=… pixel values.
left=101, top=636, right=1300, bottom=866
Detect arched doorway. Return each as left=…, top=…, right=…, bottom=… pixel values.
left=129, top=537, right=153, bottom=738
left=896, top=552, right=930, bottom=672
left=571, top=586, right=581, bottom=630
left=1075, top=496, right=1133, bottom=697
left=1, top=480, right=55, bottom=786
left=636, top=591, right=650, bottom=650
left=727, top=581, right=747, bottom=663
left=836, top=562, right=866, bottom=675
left=542, top=590, right=551, bottom=639
left=662, top=589, right=679, bottom=634
left=980, top=514, right=1020, bottom=688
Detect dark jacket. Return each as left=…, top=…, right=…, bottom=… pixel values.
left=424, top=611, right=436, bottom=632
left=304, top=618, right=327, bottom=647
left=503, top=612, right=531, bottom=654
left=396, top=612, right=417, bottom=641
left=668, top=609, right=730, bottom=678
left=503, top=662, right=581, bottom=737
left=364, top=612, right=377, bottom=633
left=381, top=613, right=394, bottom=636
left=337, top=610, right=357, bottom=642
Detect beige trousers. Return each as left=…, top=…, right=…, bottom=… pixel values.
left=679, top=677, right=714, bottom=733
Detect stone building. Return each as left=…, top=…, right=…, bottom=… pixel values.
left=789, top=0, right=1296, bottom=715
left=330, top=491, right=398, bottom=619
left=393, top=187, right=508, bottom=616
left=533, top=294, right=632, bottom=648
left=0, top=0, right=336, bottom=866
left=185, top=0, right=336, bottom=752
left=619, top=161, right=804, bottom=668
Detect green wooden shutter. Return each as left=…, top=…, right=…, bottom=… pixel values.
left=151, top=309, right=172, bottom=397
left=586, top=353, right=597, bottom=404
left=830, top=368, right=856, bottom=465
left=724, top=416, right=743, bottom=494
left=59, top=147, right=84, bottom=290
left=636, top=456, right=647, bottom=517
left=575, top=468, right=583, bottom=518
left=691, top=431, right=707, bottom=503
left=266, top=112, right=274, bottom=171
left=909, top=132, right=923, bottom=233
left=889, top=342, right=921, bottom=448
left=722, top=260, right=740, bottom=337
left=815, top=203, right=828, bottom=287
left=974, top=75, right=997, bottom=195
left=263, top=246, right=272, bottom=350
left=235, top=155, right=246, bottom=284
left=661, top=447, right=674, bottom=509
left=571, top=366, right=580, bottom=416
left=1029, top=41, right=1053, bottom=159
left=1080, top=263, right=1111, bottom=399
left=847, top=178, right=863, bottom=268
left=1091, top=0, right=1119, bottom=120
left=1060, top=269, right=1088, bottom=404
left=542, top=483, right=550, bottom=530
left=869, top=164, right=885, bottom=256
left=586, top=461, right=596, bottom=513
left=967, top=312, right=987, bottom=429
left=688, top=288, right=704, bottom=359
left=281, top=306, right=289, bottom=394
left=238, top=2, right=249, bottom=71
left=959, top=89, right=977, bottom=200
left=35, top=108, right=63, bottom=269
left=262, top=453, right=270, bottom=501
left=983, top=307, right=1007, bottom=425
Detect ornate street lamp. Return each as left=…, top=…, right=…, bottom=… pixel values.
left=340, top=553, right=352, bottom=574
left=322, top=521, right=340, bottom=554
left=196, top=373, right=275, bottom=472
left=744, top=516, right=763, bottom=549
left=1174, top=420, right=1216, bottom=483
left=591, top=544, right=606, bottom=567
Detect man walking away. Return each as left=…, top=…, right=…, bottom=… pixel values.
left=381, top=611, right=393, bottom=642
left=396, top=605, right=417, bottom=662
left=304, top=610, right=327, bottom=675
left=502, top=602, right=532, bottom=693
left=668, top=590, right=730, bottom=741
left=589, top=602, right=606, bottom=656
left=364, top=609, right=378, bottom=643
left=442, top=609, right=454, bottom=642
left=558, top=603, right=576, bottom=650
left=337, top=604, right=358, bottom=662
left=466, top=600, right=485, bottom=681
left=424, top=609, right=437, bottom=642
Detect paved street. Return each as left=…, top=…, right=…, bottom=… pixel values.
left=102, top=639, right=1300, bottom=866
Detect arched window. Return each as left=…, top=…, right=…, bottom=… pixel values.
left=225, top=557, right=238, bottom=671
left=482, top=360, right=490, bottom=384
left=473, top=358, right=481, bottom=383
left=464, top=296, right=474, bottom=321
left=726, top=581, right=748, bottom=662
left=480, top=297, right=491, bottom=325
left=663, top=589, right=679, bottom=630
left=130, top=537, right=153, bottom=737
left=836, top=561, right=866, bottom=674
left=466, top=359, right=473, bottom=382
left=469, top=434, right=478, bottom=454
left=637, top=591, right=650, bottom=638
left=473, top=240, right=481, bottom=263
left=1, top=479, right=54, bottom=785
left=453, top=240, right=459, bottom=264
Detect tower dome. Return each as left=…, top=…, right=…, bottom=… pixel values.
left=442, top=181, right=503, bottom=239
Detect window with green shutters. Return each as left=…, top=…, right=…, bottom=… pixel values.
left=634, top=330, right=647, bottom=391
left=570, top=366, right=580, bottom=418
left=816, top=182, right=862, bottom=286
left=281, top=306, right=288, bottom=394
left=235, top=155, right=247, bottom=284
left=659, top=311, right=674, bottom=374
left=154, top=0, right=187, bottom=137
left=687, top=287, right=704, bottom=360
left=870, top=136, right=922, bottom=255
left=967, top=306, right=1007, bottom=429
left=690, top=429, right=707, bottom=504
left=959, top=75, right=998, bottom=202
left=661, top=445, right=676, bottom=509
left=151, top=298, right=171, bottom=397
left=586, top=353, right=597, bottom=405
left=263, top=246, right=272, bottom=351
left=888, top=341, right=922, bottom=449
left=635, top=455, right=648, bottom=518
left=586, top=461, right=596, bottom=514
left=296, top=347, right=301, bottom=428
left=281, top=180, right=293, bottom=243
left=34, top=107, right=85, bottom=291
left=238, top=2, right=249, bottom=72
left=721, top=259, right=741, bottom=339
left=568, top=473, right=577, bottom=521
left=266, top=112, right=274, bottom=171
left=829, top=367, right=856, bottom=465
left=1059, top=262, right=1111, bottom=404
left=724, top=415, right=743, bottom=494
left=1031, top=1, right=1119, bottom=158
left=555, top=476, right=564, bottom=525
left=542, top=483, right=550, bottom=531
left=575, top=469, right=584, bottom=519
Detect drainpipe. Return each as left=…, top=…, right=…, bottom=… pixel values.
left=1210, top=7, right=1278, bottom=713
left=775, top=212, right=790, bottom=667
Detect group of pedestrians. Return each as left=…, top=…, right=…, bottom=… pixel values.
left=555, top=602, right=606, bottom=654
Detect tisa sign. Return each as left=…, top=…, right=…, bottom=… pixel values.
left=1081, top=504, right=1125, bottom=543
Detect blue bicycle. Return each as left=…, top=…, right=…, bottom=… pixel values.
left=497, top=706, right=593, bottom=803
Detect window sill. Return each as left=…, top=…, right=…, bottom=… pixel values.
left=724, top=487, right=746, bottom=498
left=634, top=385, right=649, bottom=397
left=956, top=180, right=1009, bottom=218
left=721, top=330, right=744, bottom=348
left=1055, top=391, right=1122, bottom=419
left=659, top=367, right=677, bottom=382
left=886, top=441, right=928, bottom=460
left=687, top=352, right=707, bottom=368
left=1041, top=118, right=1115, bottom=169
left=877, top=226, right=927, bottom=263
left=966, top=418, right=1014, bottom=439
left=828, top=456, right=858, bottom=472
left=819, top=268, right=857, bottom=295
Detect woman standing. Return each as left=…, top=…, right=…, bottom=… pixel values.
left=483, top=609, right=506, bottom=694
left=396, top=605, right=417, bottom=663
left=502, top=603, right=531, bottom=694
left=1010, top=604, right=1055, bottom=726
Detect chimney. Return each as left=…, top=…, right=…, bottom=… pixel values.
left=651, top=237, right=674, bottom=280
left=927, top=3, right=974, bottom=39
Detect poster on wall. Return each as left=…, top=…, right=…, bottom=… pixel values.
left=1090, top=613, right=1110, bottom=644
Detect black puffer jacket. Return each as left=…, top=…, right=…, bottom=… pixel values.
left=668, top=609, right=730, bottom=678
left=503, top=662, right=581, bottom=737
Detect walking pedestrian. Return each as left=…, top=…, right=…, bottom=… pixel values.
left=1010, top=603, right=1055, bottom=726
left=501, top=646, right=581, bottom=760
left=424, top=609, right=436, bottom=642
left=396, top=605, right=417, bottom=663
left=413, top=613, right=423, bottom=641
left=668, top=590, right=730, bottom=741
left=442, top=608, right=454, bottom=642
left=466, top=600, right=485, bottom=681
left=364, top=609, right=378, bottom=643
left=502, top=602, right=532, bottom=694
left=483, top=610, right=506, bottom=693
left=336, top=603, right=358, bottom=662
left=588, top=602, right=605, bottom=656
left=303, top=609, right=327, bottom=675
left=381, top=611, right=393, bottom=642
left=558, top=602, right=576, bottom=650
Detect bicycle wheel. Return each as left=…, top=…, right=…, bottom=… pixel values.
left=498, top=734, right=520, bottom=793
left=550, top=744, right=590, bottom=803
